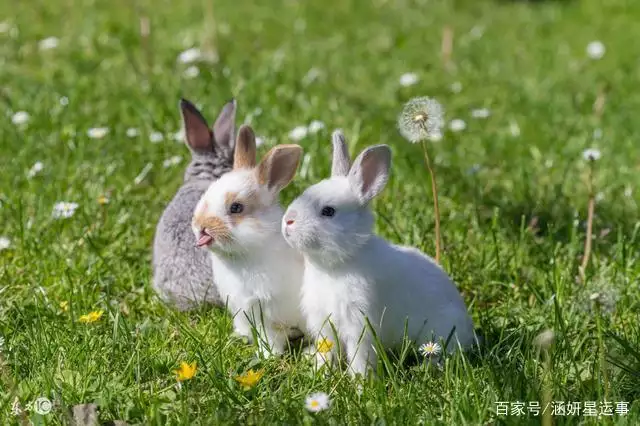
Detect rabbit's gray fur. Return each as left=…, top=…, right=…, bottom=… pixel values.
left=152, top=98, right=237, bottom=310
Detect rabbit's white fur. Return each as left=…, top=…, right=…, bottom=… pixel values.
left=282, top=132, right=475, bottom=375
left=193, top=125, right=305, bottom=356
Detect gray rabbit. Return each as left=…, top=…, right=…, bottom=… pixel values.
left=152, top=98, right=237, bottom=310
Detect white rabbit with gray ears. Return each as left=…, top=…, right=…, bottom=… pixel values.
left=192, top=124, right=306, bottom=357
left=282, top=131, right=476, bottom=376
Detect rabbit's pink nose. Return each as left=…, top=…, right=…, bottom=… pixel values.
left=285, top=210, right=297, bottom=226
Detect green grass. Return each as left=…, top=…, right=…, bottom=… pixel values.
left=1, top=0, right=640, bottom=424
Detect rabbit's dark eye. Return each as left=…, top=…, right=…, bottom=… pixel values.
left=229, top=202, right=244, bottom=214
left=320, top=206, right=336, bottom=217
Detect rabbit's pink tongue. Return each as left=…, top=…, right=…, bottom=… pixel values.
left=196, top=232, right=213, bottom=247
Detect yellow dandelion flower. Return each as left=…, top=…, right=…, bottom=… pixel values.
left=234, top=369, right=264, bottom=390
left=78, top=310, right=104, bottom=323
left=97, top=195, right=110, bottom=205
left=174, top=361, right=197, bottom=381
left=316, top=337, right=334, bottom=354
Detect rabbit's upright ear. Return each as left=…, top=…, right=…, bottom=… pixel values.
left=180, top=98, right=213, bottom=152
left=256, top=144, right=303, bottom=192
left=233, top=125, right=257, bottom=169
left=212, top=98, right=237, bottom=153
left=348, top=145, right=391, bottom=205
left=331, top=131, right=351, bottom=177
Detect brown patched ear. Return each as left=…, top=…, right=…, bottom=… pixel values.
left=180, top=98, right=213, bottom=152
left=233, top=125, right=257, bottom=170
left=256, top=144, right=303, bottom=191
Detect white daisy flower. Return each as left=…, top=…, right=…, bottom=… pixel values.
left=126, top=128, right=139, bottom=138
left=509, top=120, right=521, bottom=137
left=398, top=96, right=445, bottom=143
left=450, top=82, right=462, bottom=94
left=27, top=161, right=44, bottom=178
left=307, top=120, right=325, bottom=134
left=586, top=41, right=605, bottom=60
left=173, top=129, right=185, bottom=142
left=419, top=341, right=442, bottom=357
left=38, top=36, right=59, bottom=50
left=177, top=47, right=201, bottom=64
left=87, top=127, right=109, bottom=139
left=183, top=65, right=199, bottom=79
left=0, top=237, right=10, bottom=251
left=582, top=148, right=601, bottom=161
left=288, top=126, right=308, bottom=141
left=399, top=72, right=419, bottom=87
left=162, top=156, right=182, bottom=168
left=305, top=392, right=330, bottom=413
left=11, top=111, right=30, bottom=125
left=449, top=119, right=466, bottom=132
left=52, top=201, right=79, bottom=219
left=471, top=108, right=491, bottom=119
left=149, top=131, right=164, bottom=143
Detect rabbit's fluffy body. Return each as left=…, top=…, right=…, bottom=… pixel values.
left=193, top=126, right=305, bottom=355
left=153, top=99, right=236, bottom=311
left=283, top=133, right=475, bottom=375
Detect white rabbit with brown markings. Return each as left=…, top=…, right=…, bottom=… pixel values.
left=282, top=131, right=475, bottom=376
left=192, top=124, right=306, bottom=356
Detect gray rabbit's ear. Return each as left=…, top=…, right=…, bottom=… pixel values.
left=348, top=145, right=391, bottom=205
left=180, top=98, right=213, bottom=152
left=212, top=98, right=237, bottom=153
left=233, top=125, right=257, bottom=170
left=331, top=131, right=351, bottom=177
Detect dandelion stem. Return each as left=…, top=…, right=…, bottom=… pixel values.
left=579, top=163, right=595, bottom=282
left=595, top=304, right=610, bottom=400
left=419, top=139, right=442, bottom=264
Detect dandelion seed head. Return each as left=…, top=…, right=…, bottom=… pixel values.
left=399, top=72, right=419, bottom=87
left=289, top=125, right=308, bottom=141
left=87, top=127, right=109, bottom=139
left=126, top=128, right=139, bottom=138
left=471, top=108, right=491, bottom=119
left=183, top=65, right=199, bottom=79
left=449, top=119, right=466, bottom=132
left=305, top=392, right=330, bottom=413
left=0, top=236, right=10, bottom=251
left=398, top=97, right=445, bottom=143
left=178, top=47, right=201, bottom=64
left=39, top=36, right=59, bottom=50
left=586, top=41, right=605, bottom=60
left=582, top=148, right=601, bottom=161
left=308, top=120, right=325, bottom=134
left=12, top=111, right=30, bottom=125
